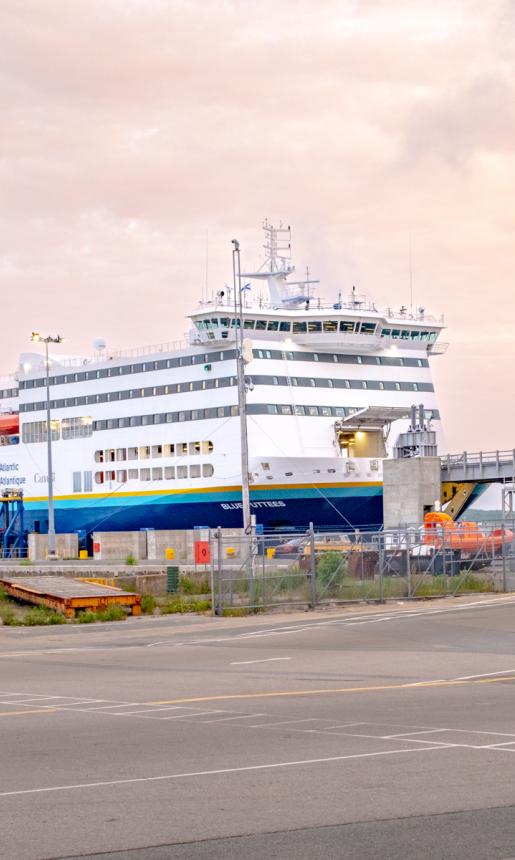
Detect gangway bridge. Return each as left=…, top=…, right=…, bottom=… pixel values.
left=440, top=450, right=515, bottom=519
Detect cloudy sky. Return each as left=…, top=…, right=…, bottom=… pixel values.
left=1, top=0, right=514, bottom=452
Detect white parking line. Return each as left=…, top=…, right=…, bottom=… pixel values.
left=0, top=746, right=448, bottom=799
left=231, top=657, right=292, bottom=665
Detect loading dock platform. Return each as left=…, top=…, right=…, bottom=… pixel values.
left=0, top=576, right=141, bottom=618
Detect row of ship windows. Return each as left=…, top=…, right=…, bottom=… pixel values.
left=0, top=388, right=18, bottom=400
left=19, top=350, right=430, bottom=391
left=71, top=464, right=215, bottom=491
left=93, top=464, right=214, bottom=486
left=20, top=375, right=434, bottom=414
left=21, top=403, right=442, bottom=442
left=196, top=318, right=439, bottom=341
left=95, top=441, right=214, bottom=462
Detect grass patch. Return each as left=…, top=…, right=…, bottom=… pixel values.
left=22, top=606, right=65, bottom=626
left=180, top=575, right=210, bottom=595
left=160, top=596, right=211, bottom=614
left=141, top=594, right=156, bottom=614
left=125, top=554, right=138, bottom=566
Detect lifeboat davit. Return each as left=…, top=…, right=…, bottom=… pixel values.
left=0, top=414, right=19, bottom=436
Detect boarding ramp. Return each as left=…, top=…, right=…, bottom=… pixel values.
left=441, top=450, right=515, bottom=483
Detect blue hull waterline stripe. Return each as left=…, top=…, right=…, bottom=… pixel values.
left=24, top=485, right=384, bottom=533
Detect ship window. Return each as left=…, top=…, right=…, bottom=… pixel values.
left=191, top=409, right=203, bottom=420
left=379, top=382, right=384, bottom=390
left=73, top=472, right=82, bottom=493
left=267, top=320, right=279, bottom=331
left=401, top=330, right=410, bottom=339
left=117, top=470, right=127, bottom=483
left=61, top=415, right=93, bottom=439
left=22, top=420, right=60, bottom=444
left=381, top=328, right=391, bottom=337
left=255, top=320, right=267, bottom=330
left=94, top=450, right=104, bottom=463
left=244, top=319, right=255, bottom=329
left=357, top=356, right=362, bottom=364
left=292, top=322, right=307, bottom=333
left=118, top=417, right=130, bottom=428
left=286, top=351, right=294, bottom=360
left=141, top=415, right=153, bottom=426
left=266, top=404, right=278, bottom=414
left=291, top=377, right=298, bottom=385
left=339, top=320, right=355, bottom=332
left=313, top=353, right=319, bottom=361
left=94, top=472, right=104, bottom=485
left=413, top=383, right=419, bottom=391
left=177, top=465, right=188, bottom=479
left=127, top=447, right=138, bottom=461
left=323, top=320, right=338, bottom=332
left=294, top=405, right=305, bottom=415
left=309, top=379, right=316, bottom=387
left=279, top=321, right=291, bottom=332
left=272, top=376, right=279, bottom=385
left=140, top=468, right=151, bottom=481
left=307, top=406, right=319, bottom=416
left=201, top=440, right=214, bottom=454
left=327, top=379, right=333, bottom=388
left=333, top=407, right=345, bottom=417
left=83, top=471, right=92, bottom=492
left=190, top=464, right=201, bottom=478
left=139, top=446, right=150, bottom=459
left=152, top=445, right=163, bottom=457
left=345, top=380, right=350, bottom=388
left=230, top=405, right=238, bottom=416
left=152, top=467, right=163, bottom=481
left=217, top=406, right=225, bottom=417
left=166, top=413, right=174, bottom=423
left=189, top=441, right=201, bottom=455
left=417, top=359, right=423, bottom=367
left=164, top=466, right=175, bottom=480
left=220, top=319, right=230, bottom=328
left=362, top=381, right=367, bottom=388
left=395, top=382, right=401, bottom=390
left=391, top=329, right=400, bottom=339
left=321, top=406, right=332, bottom=416
left=116, top=448, right=126, bottom=461
left=178, top=443, right=188, bottom=456
left=163, top=443, right=175, bottom=456
left=332, top=354, right=338, bottom=362
left=128, top=469, right=138, bottom=480
left=105, top=449, right=115, bottom=462
left=308, top=321, right=322, bottom=332
left=360, top=322, right=376, bottom=335
left=280, top=405, right=292, bottom=415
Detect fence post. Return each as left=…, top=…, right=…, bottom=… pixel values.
left=502, top=525, right=507, bottom=593
left=379, top=532, right=384, bottom=604
left=405, top=529, right=412, bottom=598
left=309, top=522, right=317, bottom=609
left=216, top=526, right=223, bottom=615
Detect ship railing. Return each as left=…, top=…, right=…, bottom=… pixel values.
left=54, top=339, right=191, bottom=368
left=195, top=298, right=443, bottom=323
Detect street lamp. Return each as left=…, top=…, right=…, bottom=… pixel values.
left=30, top=332, right=64, bottom=560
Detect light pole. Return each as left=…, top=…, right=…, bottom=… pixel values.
left=30, top=333, right=63, bottom=560
left=231, top=240, right=251, bottom=535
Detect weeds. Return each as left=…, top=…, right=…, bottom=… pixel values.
left=141, top=594, right=156, bottom=614
left=125, top=554, right=137, bottom=566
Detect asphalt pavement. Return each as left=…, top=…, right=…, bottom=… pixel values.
left=2, top=596, right=515, bottom=859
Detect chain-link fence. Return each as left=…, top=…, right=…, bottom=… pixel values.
left=210, top=520, right=515, bottom=614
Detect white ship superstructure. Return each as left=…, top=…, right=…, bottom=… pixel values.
left=0, top=223, right=448, bottom=541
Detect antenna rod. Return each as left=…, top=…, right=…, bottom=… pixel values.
left=409, top=232, right=413, bottom=316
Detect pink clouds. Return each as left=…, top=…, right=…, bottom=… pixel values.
left=0, top=0, right=514, bottom=450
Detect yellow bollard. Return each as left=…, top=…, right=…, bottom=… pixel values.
left=226, top=547, right=236, bottom=557
left=165, top=547, right=175, bottom=560
left=266, top=548, right=276, bottom=559
left=79, top=549, right=88, bottom=560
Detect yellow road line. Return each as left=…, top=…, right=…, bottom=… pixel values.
left=0, top=708, right=58, bottom=718
left=148, top=674, right=515, bottom=706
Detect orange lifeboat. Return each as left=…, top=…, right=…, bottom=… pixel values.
left=0, top=414, right=19, bottom=436
left=424, top=511, right=512, bottom=555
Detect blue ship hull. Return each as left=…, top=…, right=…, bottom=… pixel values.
left=24, top=484, right=384, bottom=535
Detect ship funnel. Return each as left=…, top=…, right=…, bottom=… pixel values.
left=419, top=404, right=425, bottom=431
left=410, top=404, right=417, bottom=432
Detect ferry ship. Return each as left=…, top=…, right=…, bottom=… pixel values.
left=0, top=223, right=449, bottom=539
